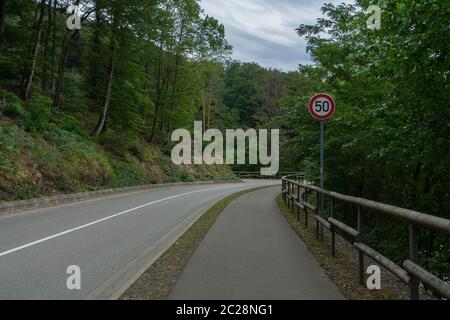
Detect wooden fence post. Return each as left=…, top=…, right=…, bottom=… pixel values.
left=409, top=224, right=420, bottom=300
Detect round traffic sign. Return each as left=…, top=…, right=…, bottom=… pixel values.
left=309, top=93, right=335, bottom=120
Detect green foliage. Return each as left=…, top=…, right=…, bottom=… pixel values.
left=106, top=155, right=152, bottom=188
left=1, top=0, right=447, bottom=282
left=282, top=0, right=450, bottom=280
left=0, top=1, right=235, bottom=201
left=25, top=95, right=53, bottom=131
left=0, top=90, right=26, bottom=119
left=169, top=169, right=195, bottom=183
left=223, top=62, right=266, bottom=128
left=0, top=124, right=21, bottom=178
left=59, top=115, right=89, bottom=137
left=0, top=108, right=231, bottom=201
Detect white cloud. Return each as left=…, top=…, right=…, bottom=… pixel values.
left=201, top=0, right=354, bottom=71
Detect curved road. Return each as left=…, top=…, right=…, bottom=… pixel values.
left=0, top=180, right=277, bottom=300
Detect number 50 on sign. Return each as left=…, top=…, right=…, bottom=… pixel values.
left=309, top=93, right=335, bottom=121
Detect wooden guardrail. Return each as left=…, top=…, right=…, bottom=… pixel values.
left=281, top=174, right=450, bottom=300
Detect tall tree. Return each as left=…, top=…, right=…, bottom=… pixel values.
left=22, top=0, right=46, bottom=100
left=0, top=0, right=6, bottom=52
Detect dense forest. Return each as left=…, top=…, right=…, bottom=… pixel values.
left=0, top=0, right=239, bottom=200
left=0, top=0, right=449, bottom=281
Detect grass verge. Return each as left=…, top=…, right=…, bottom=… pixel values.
left=276, top=194, right=411, bottom=300
left=120, top=186, right=270, bottom=300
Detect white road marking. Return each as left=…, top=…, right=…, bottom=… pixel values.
left=0, top=186, right=230, bottom=258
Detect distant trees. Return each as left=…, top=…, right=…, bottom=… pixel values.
left=223, top=62, right=265, bottom=128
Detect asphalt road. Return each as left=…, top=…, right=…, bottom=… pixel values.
left=169, top=187, right=344, bottom=300
left=0, top=180, right=278, bottom=300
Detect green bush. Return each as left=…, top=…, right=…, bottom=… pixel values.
left=25, top=95, right=53, bottom=131
left=107, top=155, right=150, bottom=188
left=5, top=182, right=41, bottom=201
left=128, top=144, right=146, bottom=161
left=41, top=126, right=113, bottom=186
left=60, top=115, right=88, bottom=137
left=0, top=90, right=26, bottom=119
left=98, top=131, right=136, bottom=157
left=167, top=169, right=194, bottom=183
left=3, top=100, right=26, bottom=119
left=0, top=125, right=21, bottom=177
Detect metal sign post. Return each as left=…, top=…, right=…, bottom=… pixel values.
left=309, top=93, right=335, bottom=239
left=320, top=121, right=325, bottom=191
left=319, top=121, right=325, bottom=239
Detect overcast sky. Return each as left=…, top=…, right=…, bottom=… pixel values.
left=201, top=0, right=354, bottom=71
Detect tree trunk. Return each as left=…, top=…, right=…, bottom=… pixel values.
left=23, top=0, right=46, bottom=100
left=0, top=0, right=6, bottom=52
left=202, top=93, right=206, bottom=131
left=94, top=38, right=116, bottom=136
left=149, top=48, right=164, bottom=143
left=89, top=6, right=102, bottom=103
left=53, top=0, right=84, bottom=106
left=167, top=23, right=184, bottom=134
left=149, top=3, right=172, bottom=143
left=42, top=0, right=53, bottom=92
left=207, top=94, right=212, bottom=129
left=159, top=58, right=172, bottom=136
left=50, top=0, right=57, bottom=92
left=53, top=30, right=79, bottom=108
left=21, top=1, right=40, bottom=87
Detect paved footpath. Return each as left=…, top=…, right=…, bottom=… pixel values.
left=169, top=186, right=344, bottom=300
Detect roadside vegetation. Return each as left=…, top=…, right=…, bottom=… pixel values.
left=0, top=0, right=448, bottom=282
left=277, top=0, right=450, bottom=283
left=0, top=0, right=239, bottom=201
left=0, top=94, right=235, bottom=201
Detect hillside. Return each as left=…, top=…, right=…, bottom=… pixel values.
left=0, top=90, right=235, bottom=202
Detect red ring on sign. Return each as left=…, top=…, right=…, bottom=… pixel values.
left=309, top=93, right=335, bottom=120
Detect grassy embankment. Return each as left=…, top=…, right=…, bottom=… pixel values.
left=0, top=90, right=235, bottom=202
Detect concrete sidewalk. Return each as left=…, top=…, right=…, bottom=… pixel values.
left=169, top=186, right=344, bottom=300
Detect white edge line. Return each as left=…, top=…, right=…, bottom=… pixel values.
left=0, top=186, right=229, bottom=258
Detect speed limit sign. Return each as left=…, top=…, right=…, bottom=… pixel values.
left=308, top=93, right=335, bottom=238
left=309, top=93, right=335, bottom=120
